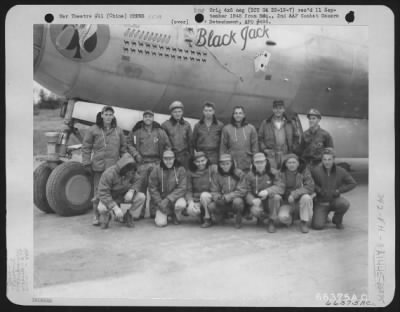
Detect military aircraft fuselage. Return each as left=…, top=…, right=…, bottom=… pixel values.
left=34, top=24, right=368, bottom=159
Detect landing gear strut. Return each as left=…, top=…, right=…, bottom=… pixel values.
left=34, top=100, right=93, bottom=216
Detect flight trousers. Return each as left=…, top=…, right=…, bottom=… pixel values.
left=275, top=194, right=313, bottom=225
left=312, top=197, right=350, bottom=229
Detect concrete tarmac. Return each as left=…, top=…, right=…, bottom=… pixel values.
left=33, top=172, right=368, bottom=306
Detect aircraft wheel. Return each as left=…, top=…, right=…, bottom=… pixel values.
left=46, top=161, right=93, bottom=216
left=34, top=162, right=55, bottom=213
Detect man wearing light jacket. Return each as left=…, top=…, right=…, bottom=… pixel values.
left=220, top=106, right=258, bottom=172
left=148, top=150, right=187, bottom=227
left=97, top=153, right=146, bottom=229
left=185, top=151, right=217, bottom=228
left=311, top=148, right=357, bottom=230
left=82, top=105, right=127, bottom=226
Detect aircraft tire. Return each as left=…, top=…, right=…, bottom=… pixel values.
left=46, top=161, right=93, bottom=216
left=34, top=162, right=55, bottom=213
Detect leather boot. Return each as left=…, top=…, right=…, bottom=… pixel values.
left=235, top=212, right=242, bottom=229
left=92, top=200, right=100, bottom=226
left=201, top=218, right=212, bottom=228
left=125, top=211, right=135, bottom=228
left=100, top=212, right=111, bottom=229
left=171, top=213, right=180, bottom=225
left=300, top=220, right=309, bottom=233
left=267, top=219, right=276, bottom=233
left=332, top=214, right=345, bottom=229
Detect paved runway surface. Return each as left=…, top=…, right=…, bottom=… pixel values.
left=33, top=171, right=368, bottom=306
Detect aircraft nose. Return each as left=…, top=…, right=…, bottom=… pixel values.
left=34, top=24, right=45, bottom=70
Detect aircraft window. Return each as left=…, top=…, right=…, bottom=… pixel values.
left=139, top=31, right=144, bottom=40
left=166, top=35, right=171, bottom=44
left=144, top=32, right=149, bottom=40
left=150, top=32, right=154, bottom=40
left=133, top=30, right=139, bottom=38
left=156, top=34, right=162, bottom=43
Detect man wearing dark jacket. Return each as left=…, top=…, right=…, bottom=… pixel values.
left=311, top=148, right=357, bottom=230
left=97, top=153, right=146, bottom=229
left=298, top=109, right=334, bottom=167
left=162, top=101, right=193, bottom=169
left=148, top=150, right=187, bottom=227
left=258, top=100, right=301, bottom=170
left=276, top=153, right=314, bottom=233
left=192, top=102, right=224, bottom=165
left=127, top=110, right=171, bottom=219
left=209, top=154, right=248, bottom=229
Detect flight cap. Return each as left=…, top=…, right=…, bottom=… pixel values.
left=272, top=100, right=285, bottom=108
left=307, top=108, right=322, bottom=119
left=194, top=151, right=207, bottom=160
left=253, top=153, right=267, bottom=162
left=322, top=147, right=336, bottom=157
left=283, top=153, right=299, bottom=163
left=219, top=154, right=232, bottom=162
left=143, top=110, right=154, bottom=116
left=163, top=150, right=175, bottom=159
left=169, top=101, right=184, bottom=112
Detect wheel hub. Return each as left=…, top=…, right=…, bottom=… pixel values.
left=65, top=175, right=91, bottom=206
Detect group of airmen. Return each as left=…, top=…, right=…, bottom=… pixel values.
left=82, top=100, right=357, bottom=233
